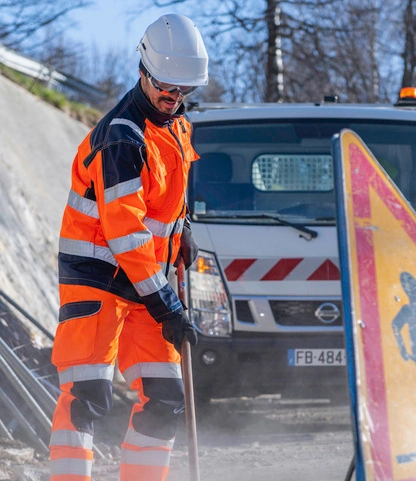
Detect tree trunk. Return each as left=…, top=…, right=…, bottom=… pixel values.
left=369, top=3, right=380, bottom=102
left=265, top=0, right=284, bottom=102
left=401, top=0, right=416, bottom=88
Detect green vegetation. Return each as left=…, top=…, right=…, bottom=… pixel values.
left=0, top=64, right=103, bottom=127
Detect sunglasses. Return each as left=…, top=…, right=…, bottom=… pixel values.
left=146, top=73, right=198, bottom=97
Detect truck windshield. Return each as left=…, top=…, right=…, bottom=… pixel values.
left=188, top=119, right=416, bottom=224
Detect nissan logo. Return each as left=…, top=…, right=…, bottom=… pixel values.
left=315, top=302, right=340, bottom=324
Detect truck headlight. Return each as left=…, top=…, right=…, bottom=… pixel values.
left=188, top=251, right=232, bottom=337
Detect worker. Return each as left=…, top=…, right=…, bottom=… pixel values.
left=49, top=14, right=208, bottom=481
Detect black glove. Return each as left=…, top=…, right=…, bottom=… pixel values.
left=174, top=222, right=198, bottom=270
left=162, top=311, right=198, bottom=353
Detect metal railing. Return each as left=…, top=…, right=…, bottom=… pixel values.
left=0, top=44, right=106, bottom=101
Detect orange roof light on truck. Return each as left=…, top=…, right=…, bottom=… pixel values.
left=400, top=87, right=416, bottom=99
left=395, top=87, right=416, bottom=106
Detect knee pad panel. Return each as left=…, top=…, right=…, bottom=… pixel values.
left=70, top=379, right=113, bottom=433
left=132, top=377, right=184, bottom=440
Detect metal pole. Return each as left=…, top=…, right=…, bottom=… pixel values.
left=0, top=352, right=52, bottom=433
left=0, top=337, right=57, bottom=415
left=0, top=417, right=13, bottom=440
left=0, top=387, right=49, bottom=454
left=178, top=262, right=201, bottom=481
left=344, top=455, right=355, bottom=481
left=0, top=289, right=54, bottom=340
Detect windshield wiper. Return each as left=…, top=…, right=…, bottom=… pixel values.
left=198, top=213, right=318, bottom=241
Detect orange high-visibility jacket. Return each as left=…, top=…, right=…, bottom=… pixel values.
left=58, top=81, right=199, bottom=322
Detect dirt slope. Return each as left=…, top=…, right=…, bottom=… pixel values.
left=0, top=74, right=89, bottom=333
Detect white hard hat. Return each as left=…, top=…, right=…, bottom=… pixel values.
left=137, top=14, right=209, bottom=87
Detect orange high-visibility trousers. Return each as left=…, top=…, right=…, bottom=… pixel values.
left=50, top=285, right=183, bottom=481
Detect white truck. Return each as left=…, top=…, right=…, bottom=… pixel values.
left=182, top=91, right=416, bottom=404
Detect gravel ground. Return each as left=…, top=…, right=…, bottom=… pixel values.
left=0, top=393, right=356, bottom=481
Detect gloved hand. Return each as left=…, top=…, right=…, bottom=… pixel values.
left=174, top=222, right=198, bottom=270
left=162, top=310, right=198, bottom=353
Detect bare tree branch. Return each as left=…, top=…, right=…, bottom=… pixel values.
left=0, top=0, right=92, bottom=48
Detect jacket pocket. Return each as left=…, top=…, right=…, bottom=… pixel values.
left=52, top=301, right=102, bottom=367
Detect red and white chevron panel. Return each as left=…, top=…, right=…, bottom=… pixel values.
left=221, top=257, right=340, bottom=281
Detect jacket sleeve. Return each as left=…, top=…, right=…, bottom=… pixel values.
left=89, top=139, right=182, bottom=322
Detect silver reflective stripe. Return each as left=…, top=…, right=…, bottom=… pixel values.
left=50, top=430, right=93, bottom=450
left=67, top=190, right=99, bottom=218
left=59, top=238, right=117, bottom=266
left=122, top=362, right=182, bottom=385
left=133, top=270, right=167, bottom=296
left=123, top=427, right=175, bottom=449
left=143, top=217, right=185, bottom=238
left=121, top=448, right=171, bottom=466
left=50, top=458, right=93, bottom=476
left=59, top=364, right=114, bottom=385
left=107, top=231, right=152, bottom=255
left=158, top=261, right=167, bottom=273
left=104, top=177, right=143, bottom=204
left=143, top=217, right=184, bottom=239
left=173, top=217, right=185, bottom=234
left=110, top=118, right=145, bottom=140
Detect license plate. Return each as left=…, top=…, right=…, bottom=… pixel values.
left=288, top=349, right=346, bottom=366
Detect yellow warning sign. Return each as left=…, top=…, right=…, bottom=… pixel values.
left=336, top=129, right=416, bottom=481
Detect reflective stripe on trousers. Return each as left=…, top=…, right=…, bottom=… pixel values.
left=50, top=387, right=95, bottom=481
left=120, top=427, right=174, bottom=481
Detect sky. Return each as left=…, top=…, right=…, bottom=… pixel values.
left=65, top=1, right=185, bottom=88
left=68, top=1, right=182, bottom=58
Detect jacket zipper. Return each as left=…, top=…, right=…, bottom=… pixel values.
left=165, top=206, right=184, bottom=277
left=165, top=122, right=187, bottom=277
left=168, top=123, right=185, bottom=159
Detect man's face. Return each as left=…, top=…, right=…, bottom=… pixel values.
left=140, top=71, right=183, bottom=115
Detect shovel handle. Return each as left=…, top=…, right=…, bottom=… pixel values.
left=177, top=261, right=200, bottom=481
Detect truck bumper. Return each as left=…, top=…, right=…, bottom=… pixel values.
left=190, top=332, right=348, bottom=402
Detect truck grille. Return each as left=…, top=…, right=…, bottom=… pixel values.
left=235, top=300, right=256, bottom=323
left=269, top=300, right=343, bottom=327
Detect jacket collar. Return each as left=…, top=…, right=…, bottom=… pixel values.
left=133, top=80, right=185, bottom=127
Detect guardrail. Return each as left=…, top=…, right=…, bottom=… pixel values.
left=0, top=44, right=106, bottom=101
